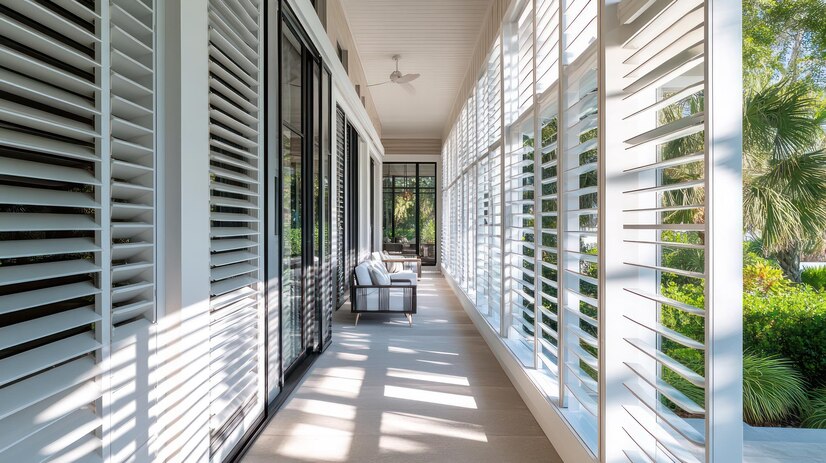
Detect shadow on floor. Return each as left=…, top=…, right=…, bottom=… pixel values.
left=242, top=274, right=562, bottom=463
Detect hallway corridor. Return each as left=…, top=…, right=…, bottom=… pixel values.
left=241, top=273, right=562, bottom=462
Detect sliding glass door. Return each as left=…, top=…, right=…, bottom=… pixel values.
left=280, top=24, right=306, bottom=371
left=271, top=2, right=333, bottom=386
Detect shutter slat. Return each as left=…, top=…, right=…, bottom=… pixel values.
left=0, top=13, right=99, bottom=70
left=0, top=213, right=99, bottom=232
left=0, top=68, right=98, bottom=117
left=0, top=381, right=100, bottom=454
left=0, top=306, right=99, bottom=351
left=0, top=282, right=101, bottom=315
left=0, top=357, right=101, bottom=421
left=625, top=363, right=704, bottom=415
left=0, top=44, right=98, bottom=95
left=0, top=156, right=99, bottom=185
left=625, top=338, right=705, bottom=387
left=0, top=259, right=99, bottom=287
left=0, top=333, right=100, bottom=387
left=0, top=185, right=98, bottom=209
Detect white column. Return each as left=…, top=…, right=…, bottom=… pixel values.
left=155, top=0, right=212, bottom=460
left=705, top=0, right=744, bottom=460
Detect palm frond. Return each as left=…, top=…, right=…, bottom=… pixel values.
left=747, top=149, right=826, bottom=252
left=744, top=177, right=805, bottom=251
left=744, top=80, right=823, bottom=161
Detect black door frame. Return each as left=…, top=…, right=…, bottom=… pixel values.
left=381, top=162, right=438, bottom=265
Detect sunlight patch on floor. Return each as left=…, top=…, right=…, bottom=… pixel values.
left=386, top=368, right=470, bottom=386
left=380, top=412, right=489, bottom=442
left=291, top=398, right=357, bottom=420
left=383, top=385, right=478, bottom=409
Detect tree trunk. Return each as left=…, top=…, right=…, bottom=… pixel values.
left=774, top=247, right=802, bottom=282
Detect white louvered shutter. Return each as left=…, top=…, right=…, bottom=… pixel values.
left=206, top=0, right=264, bottom=458
left=107, top=0, right=157, bottom=459
left=536, top=0, right=560, bottom=93
left=505, top=114, right=537, bottom=357
left=0, top=1, right=105, bottom=461
left=536, top=98, right=559, bottom=374
left=560, top=0, right=600, bottom=436
left=516, top=1, right=534, bottom=116
left=617, top=1, right=713, bottom=461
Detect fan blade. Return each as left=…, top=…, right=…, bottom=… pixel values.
left=368, top=80, right=391, bottom=87
left=394, top=73, right=420, bottom=84
left=400, top=82, right=416, bottom=95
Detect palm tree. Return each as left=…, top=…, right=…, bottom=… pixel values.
left=742, top=80, right=826, bottom=281
left=659, top=81, right=826, bottom=281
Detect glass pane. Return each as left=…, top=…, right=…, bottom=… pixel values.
left=419, top=192, right=437, bottom=265
left=393, top=189, right=416, bottom=244
left=282, top=127, right=303, bottom=368
left=281, top=27, right=302, bottom=129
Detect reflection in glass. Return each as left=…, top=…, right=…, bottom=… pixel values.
left=281, top=128, right=303, bottom=368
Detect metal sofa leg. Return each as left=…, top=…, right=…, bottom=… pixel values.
left=355, top=313, right=361, bottom=326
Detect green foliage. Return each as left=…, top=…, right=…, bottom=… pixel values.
left=802, top=266, right=826, bottom=291
left=743, top=0, right=826, bottom=89
left=803, top=388, right=826, bottom=429
left=662, top=347, right=705, bottom=412
left=420, top=218, right=436, bottom=244
left=743, top=286, right=826, bottom=386
left=743, top=353, right=809, bottom=426
left=660, top=282, right=705, bottom=344
left=742, top=80, right=826, bottom=270
left=288, top=228, right=302, bottom=256
left=663, top=350, right=808, bottom=427
left=660, top=231, right=705, bottom=286
left=743, top=253, right=791, bottom=294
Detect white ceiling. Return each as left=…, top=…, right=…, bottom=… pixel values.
left=340, top=0, right=493, bottom=139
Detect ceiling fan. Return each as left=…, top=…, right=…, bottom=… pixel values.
left=369, top=55, right=420, bottom=91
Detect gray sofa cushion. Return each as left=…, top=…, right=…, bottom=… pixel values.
left=369, top=264, right=391, bottom=285
left=355, top=263, right=372, bottom=285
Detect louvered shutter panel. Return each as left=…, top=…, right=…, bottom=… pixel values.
left=206, top=0, right=264, bottom=457
left=536, top=0, right=560, bottom=93
left=505, top=114, right=537, bottom=355
left=474, top=76, right=489, bottom=310
left=617, top=1, right=714, bottom=461
left=562, top=0, right=597, bottom=63
left=107, top=0, right=157, bottom=459
left=537, top=98, right=559, bottom=374
left=109, top=0, right=156, bottom=330
left=487, top=39, right=502, bottom=146
left=516, top=2, right=534, bottom=116
left=334, top=106, right=345, bottom=304
left=0, top=1, right=105, bottom=461
left=560, top=0, right=600, bottom=431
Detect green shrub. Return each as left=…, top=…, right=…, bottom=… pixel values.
left=744, top=287, right=826, bottom=386
left=662, top=347, right=705, bottom=413
left=664, top=351, right=808, bottom=426
left=743, top=257, right=790, bottom=294
left=742, top=354, right=809, bottom=426
left=660, top=282, right=705, bottom=344
left=802, top=388, right=826, bottom=429
left=802, top=266, right=826, bottom=291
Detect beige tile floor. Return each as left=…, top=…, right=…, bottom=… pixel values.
left=242, top=272, right=562, bottom=463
